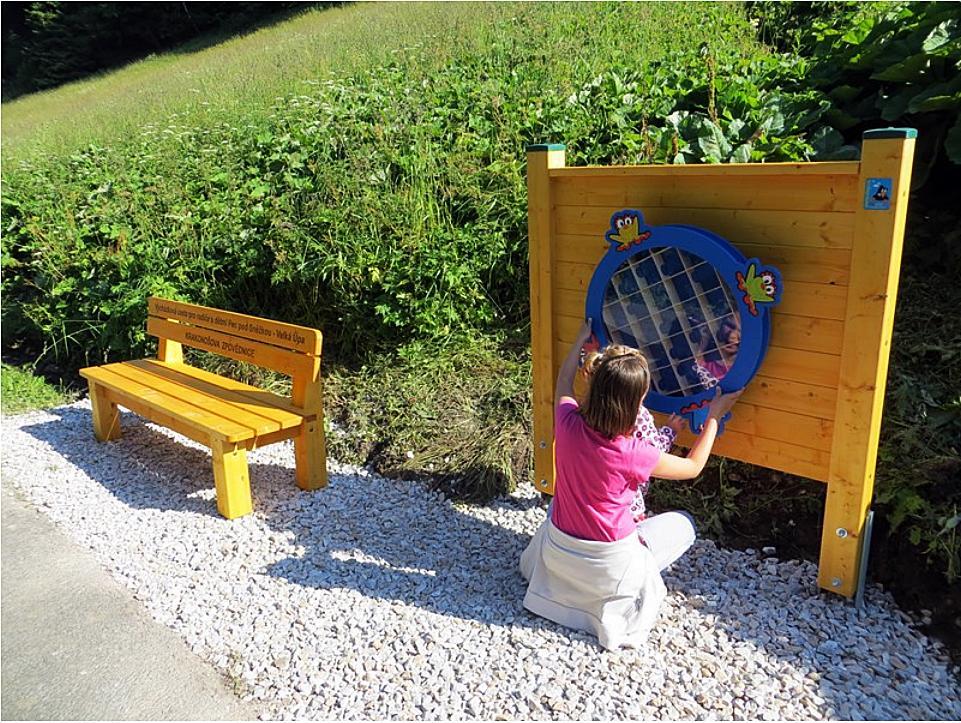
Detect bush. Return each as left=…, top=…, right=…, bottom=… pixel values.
left=1, top=3, right=840, bottom=369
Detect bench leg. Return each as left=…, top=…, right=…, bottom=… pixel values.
left=211, top=439, right=253, bottom=519
left=294, top=419, right=328, bottom=491
left=88, top=382, right=121, bottom=441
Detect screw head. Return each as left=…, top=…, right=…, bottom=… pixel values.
left=836, top=528, right=848, bottom=538
left=539, top=440, right=547, bottom=449
left=831, top=577, right=842, bottom=587
left=539, top=479, right=547, bottom=487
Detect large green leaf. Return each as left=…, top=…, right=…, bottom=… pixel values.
left=730, top=143, right=752, bottom=164
left=907, top=76, right=961, bottom=113
left=922, top=18, right=959, bottom=53
left=829, top=84, right=864, bottom=104
left=878, top=85, right=918, bottom=121
left=872, top=52, right=931, bottom=82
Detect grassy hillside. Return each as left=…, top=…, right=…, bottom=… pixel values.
left=2, top=2, right=761, bottom=162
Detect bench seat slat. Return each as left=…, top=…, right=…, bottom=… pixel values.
left=128, top=360, right=307, bottom=428
left=81, top=364, right=262, bottom=442
left=104, top=362, right=293, bottom=438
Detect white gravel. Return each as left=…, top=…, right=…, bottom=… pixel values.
left=3, top=399, right=960, bottom=720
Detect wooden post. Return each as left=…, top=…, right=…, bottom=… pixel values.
left=211, top=438, right=253, bottom=519
left=527, top=143, right=566, bottom=495
left=818, top=129, right=916, bottom=597
left=157, top=338, right=183, bottom=364
left=89, top=382, right=121, bottom=441
left=293, top=356, right=328, bottom=491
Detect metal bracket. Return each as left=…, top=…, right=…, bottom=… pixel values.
left=854, top=509, right=876, bottom=609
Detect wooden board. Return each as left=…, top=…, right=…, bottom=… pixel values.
left=149, top=297, right=321, bottom=355
left=554, top=236, right=851, bottom=286
left=552, top=206, right=856, bottom=250
left=147, top=317, right=313, bottom=379
left=818, top=135, right=916, bottom=596
left=549, top=161, right=860, bottom=178
left=555, top=281, right=848, bottom=322
left=128, top=360, right=306, bottom=429
left=552, top=173, right=860, bottom=213
left=81, top=364, right=256, bottom=443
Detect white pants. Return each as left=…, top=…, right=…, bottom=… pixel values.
left=636, top=511, right=696, bottom=571
left=545, top=504, right=695, bottom=572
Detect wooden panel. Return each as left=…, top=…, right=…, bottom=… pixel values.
left=552, top=206, right=856, bottom=249
left=149, top=297, right=321, bottom=355
left=758, top=346, right=840, bottom=389
left=820, top=135, right=915, bottom=597
left=554, top=260, right=596, bottom=293
left=127, top=360, right=305, bottom=431
left=738, top=244, right=850, bottom=286
left=556, top=311, right=843, bottom=359
left=554, top=234, right=850, bottom=286
left=674, top=427, right=830, bottom=482
left=550, top=161, right=860, bottom=178
left=80, top=364, right=254, bottom=442
left=552, top=173, right=860, bottom=212
left=768, top=315, right=843, bottom=356
left=554, top=278, right=847, bottom=323
left=653, top=403, right=834, bottom=453
left=147, top=317, right=312, bottom=379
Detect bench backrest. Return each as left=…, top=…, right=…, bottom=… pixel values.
left=147, top=297, right=323, bottom=411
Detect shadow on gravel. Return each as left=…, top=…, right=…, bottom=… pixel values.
left=20, top=406, right=561, bottom=636
left=21, top=406, right=961, bottom=720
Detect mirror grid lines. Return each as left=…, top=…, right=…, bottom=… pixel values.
left=603, top=247, right=740, bottom=397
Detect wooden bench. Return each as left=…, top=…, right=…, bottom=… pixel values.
left=79, top=297, right=327, bottom=518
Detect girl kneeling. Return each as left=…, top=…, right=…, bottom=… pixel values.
left=520, top=320, right=739, bottom=649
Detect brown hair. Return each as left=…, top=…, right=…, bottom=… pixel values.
left=579, top=345, right=651, bottom=439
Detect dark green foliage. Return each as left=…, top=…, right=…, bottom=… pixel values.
left=752, top=1, right=961, bottom=176
left=1, top=6, right=834, bottom=368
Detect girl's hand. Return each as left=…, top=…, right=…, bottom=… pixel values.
left=667, top=414, right=685, bottom=434
left=708, top=389, right=742, bottom=421
left=576, top=318, right=594, bottom=346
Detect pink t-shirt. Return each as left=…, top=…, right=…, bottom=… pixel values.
left=550, top=397, right=661, bottom=542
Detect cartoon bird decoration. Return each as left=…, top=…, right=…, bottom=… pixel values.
left=736, top=261, right=781, bottom=317
left=605, top=209, right=652, bottom=252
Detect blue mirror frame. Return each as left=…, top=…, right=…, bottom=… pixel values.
left=584, top=209, right=783, bottom=434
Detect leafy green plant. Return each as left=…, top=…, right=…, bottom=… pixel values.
left=754, top=1, right=961, bottom=181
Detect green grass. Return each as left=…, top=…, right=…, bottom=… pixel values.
left=0, top=363, right=73, bottom=415
left=1, top=2, right=762, bottom=165
left=1, top=3, right=503, bottom=161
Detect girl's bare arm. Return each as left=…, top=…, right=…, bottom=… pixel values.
left=555, top=319, right=593, bottom=405
left=652, top=390, right=741, bottom=480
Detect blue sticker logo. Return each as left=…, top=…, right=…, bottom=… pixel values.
left=864, top=178, right=892, bottom=210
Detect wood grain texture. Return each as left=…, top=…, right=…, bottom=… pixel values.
left=819, top=136, right=915, bottom=597
left=553, top=173, right=859, bottom=212
left=149, top=296, right=321, bottom=355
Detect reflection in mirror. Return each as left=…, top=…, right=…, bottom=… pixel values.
left=602, top=247, right=741, bottom=397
